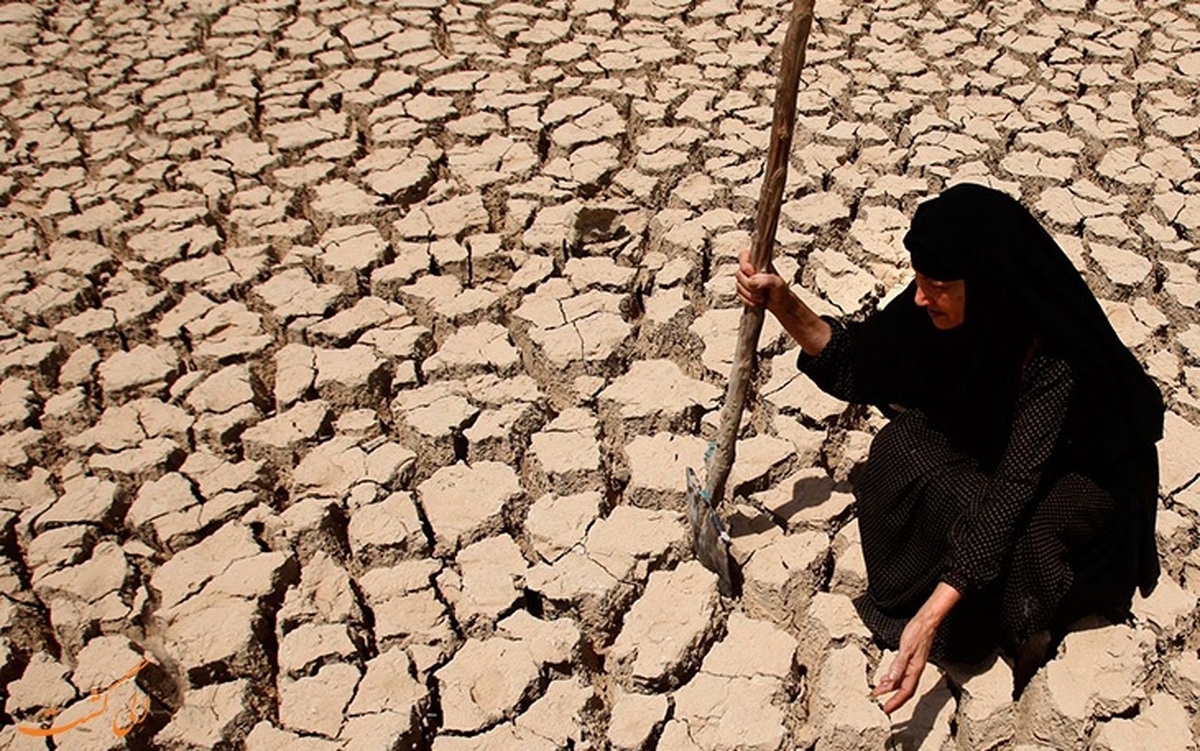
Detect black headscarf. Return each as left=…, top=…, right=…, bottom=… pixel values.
left=896, top=183, right=1163, bottom=469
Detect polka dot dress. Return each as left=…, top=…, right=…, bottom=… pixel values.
left=800, top=325, right=1132, bottom=661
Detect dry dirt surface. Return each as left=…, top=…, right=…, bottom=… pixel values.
left=0, top=0, right=1199, bottom=748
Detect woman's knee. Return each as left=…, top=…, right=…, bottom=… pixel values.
left=866, top=409, right=943, bottom=467
left=1033, top=473, right=1117, bottom=549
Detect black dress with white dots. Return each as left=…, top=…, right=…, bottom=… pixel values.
left=799, top=322, right=1143, bottom=662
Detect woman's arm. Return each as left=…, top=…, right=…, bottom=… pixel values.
left=737, top=250, right=919, bottom=408
left=871, top=582, right=962, bottom=714
left=735, top=248, right=832, bottom=356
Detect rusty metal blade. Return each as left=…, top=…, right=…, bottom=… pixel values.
left=686, top=466, right=734, bottom=597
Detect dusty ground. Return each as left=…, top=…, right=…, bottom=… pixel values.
left=0, top=0, right=1198, bottom=748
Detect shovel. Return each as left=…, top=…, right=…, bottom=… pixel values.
left=687, top=0, right=817, bottom=597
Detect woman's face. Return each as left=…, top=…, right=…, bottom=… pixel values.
left=914, top=272, right=966, bottom=329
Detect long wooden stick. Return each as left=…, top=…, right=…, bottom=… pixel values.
left=704, top=0, right=815, bottom=508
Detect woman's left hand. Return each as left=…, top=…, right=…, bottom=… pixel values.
left=870, top=613, right=938, bottom=714
left=870, top=582, right=962, bottom=714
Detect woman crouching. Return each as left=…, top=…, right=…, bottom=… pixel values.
left=736, top=183, right=1163, bottom=712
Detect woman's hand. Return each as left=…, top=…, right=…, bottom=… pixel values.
left=870, top=582, right=962, bottom=715
left=735, top=248, right=788, bottom=314
left=733, top=247, right=832, bottom=356
left=870, top=612, right=938, bottom=714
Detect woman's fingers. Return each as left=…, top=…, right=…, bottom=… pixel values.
left=736, top=288, right=762, bottom=307
left=735, top=269, right=767, bottom=307
left=870, top=653, right=908, bottom=698
left=870, top=645, right=927, bottom=714
left=872, top=645, right=929, bottom=714
left=735, top=250, right=788, bottom=310
left=882, top=670, right=920, bottom=715
left=738, top=246, right=754, bottom=271
left=885, top=651, right=926, bottom=713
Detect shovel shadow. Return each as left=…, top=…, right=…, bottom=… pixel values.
left=763, top=473, right=851, bottom=528
left=724, top=476, right=833, bottom=536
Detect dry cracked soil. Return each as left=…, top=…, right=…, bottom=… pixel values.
left=0, top=0, right=1199, bottom=749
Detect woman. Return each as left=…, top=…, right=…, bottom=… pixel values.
left=736, top=183, right=1163, bottom=713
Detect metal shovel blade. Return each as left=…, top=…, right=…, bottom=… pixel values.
left=685, top=467, right=734, bottom=597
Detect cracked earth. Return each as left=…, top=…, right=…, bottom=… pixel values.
left=0, top=0, right=1199, bottom=749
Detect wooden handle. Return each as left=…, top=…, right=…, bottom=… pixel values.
left=704, top=0, right=816, bottom=507
left=749, top=0, right=815, bottom=274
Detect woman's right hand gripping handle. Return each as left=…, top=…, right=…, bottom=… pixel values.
left=734, top=247, right=832, bottom=357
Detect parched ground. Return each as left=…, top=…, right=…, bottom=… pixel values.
left=0, top=0, right=1198, bottom=748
